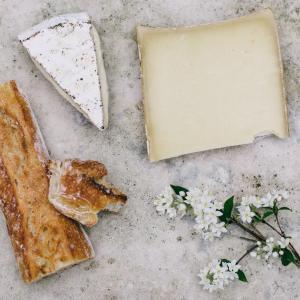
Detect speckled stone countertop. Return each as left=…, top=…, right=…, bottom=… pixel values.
left=0, top=0, right=300, bottom=299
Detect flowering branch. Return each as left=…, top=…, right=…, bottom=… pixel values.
left=262, top=219, right=282, bottom=236
left=231, top=217, right=265, bottom=241
left=262, top=219, right=300, bottom=263
left=275, top=213, right=285, bottom=235
left=239, top=237, right=257, bottom=242
left=237, top=245, right=258, bottom=264
left=153, top=186, right=300, bottom=292
left=250, top=224, right=265, bottom=240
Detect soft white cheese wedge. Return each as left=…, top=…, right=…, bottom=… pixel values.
left=18, top=13, right=109, bottom=130
left=137, top=9, right=289, bottom=162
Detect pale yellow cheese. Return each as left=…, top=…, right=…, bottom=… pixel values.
left=137, top=9, right=289, bottom=162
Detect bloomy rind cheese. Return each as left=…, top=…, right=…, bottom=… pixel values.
left=18, top=13, right=90, bottom=41
left=18, top=13, right=109, bottom=130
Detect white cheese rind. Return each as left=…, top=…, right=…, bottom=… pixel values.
left=18, top=13, right=90, bottom=41
left=137, top=9, right=289, bottom=162
left=19, top=13, right=108, bottom=130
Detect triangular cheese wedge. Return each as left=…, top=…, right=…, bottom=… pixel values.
left=18, top=13, right=108, bottom=130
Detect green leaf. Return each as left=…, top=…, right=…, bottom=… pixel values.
left=281, top=248, right=295, bottom=266
left=252, top=211, right=261, bottom=223
left=262, top=210, right=274, bottom=219
left=220, top=258, right=231, bottom=265
left=223, top=196, right=234, bottom=219
left=237, top=270, right=247, bottom=282
left=218, top=212, right=227, bottom=223
left=255, top=211, right=261, bottom=218
left=279, top=207, right=292, bottom=212
left=253, top=216, right=261, bottom=223
left=170, top=185, right=188, bottom=196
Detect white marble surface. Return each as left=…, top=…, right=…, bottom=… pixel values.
left=0, top=0, right=300, bottom=299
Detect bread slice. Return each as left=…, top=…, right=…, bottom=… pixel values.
left=18, top=13, right=109, bottom=130
left=48, top=159, right=127, bottom=227
left=0, top=81, right=94, bottom=283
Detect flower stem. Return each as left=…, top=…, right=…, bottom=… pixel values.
left=231, top=217, right=265, bottom=241
left=275, top=214, right=285, bottom=235
left=237, top=244, right=258, bottom=264
left=261, top=220, right=281, bottom=236
left=250, top=224, right=265, bottom=240
left=239, top=236, right=257, bottom=243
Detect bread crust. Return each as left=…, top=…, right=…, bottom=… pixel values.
left=49, top=159, right=127, bottom=227
left=0, top=81, right=94, bottom=283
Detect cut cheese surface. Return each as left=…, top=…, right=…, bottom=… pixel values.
left=19, top=13, right=108, bottom=130
left=137, top=9, right=289, bottom=162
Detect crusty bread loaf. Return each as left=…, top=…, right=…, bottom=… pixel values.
left=0, top=81, right=94, bottom=283
left=48, top=159, right=127, bottom=227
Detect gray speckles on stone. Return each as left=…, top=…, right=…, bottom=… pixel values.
left=1, top=0, right=300, bottom=299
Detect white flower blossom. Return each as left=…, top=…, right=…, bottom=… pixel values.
left=198, top=259, right=241, bottom=292
left=166, top=207, right=177, bottom=218
left=273, top=190, right=289, bottom=202
left=153, top=187, right=174, bottom=215
left=250, top=237, right=291, bottom=262
left=261, top=190, right=289, bottom=208
left=226, top=260, right=240, bottom=280
left=277, top=237, right=290, bottom=249
left=261, top=192, right=275, bottom=207
left=241, top=196, right=260, bottom=207
left=186, top=188, right=227, bottom=241
left=237, top=205, right=255, bottom=223
left=153, top=187, right=187, bottom=218
left=237, top=190, right=289, bottom=224
left=250, top=196, right=263, bottom=208
left=179, top=191, right=186, bottom=197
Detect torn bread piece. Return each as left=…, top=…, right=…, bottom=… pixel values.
left=48, top=159, right=127, bottom=227
left=137, top=9, right=289, bottom=161
left=0, top=81, right=94, bottom=283
left=18, top=13, right=109, bottom=130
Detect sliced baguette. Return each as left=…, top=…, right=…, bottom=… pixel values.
left=0, top=81, right=94, bottom=283
left=48, top=159, right=127, bottom=227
